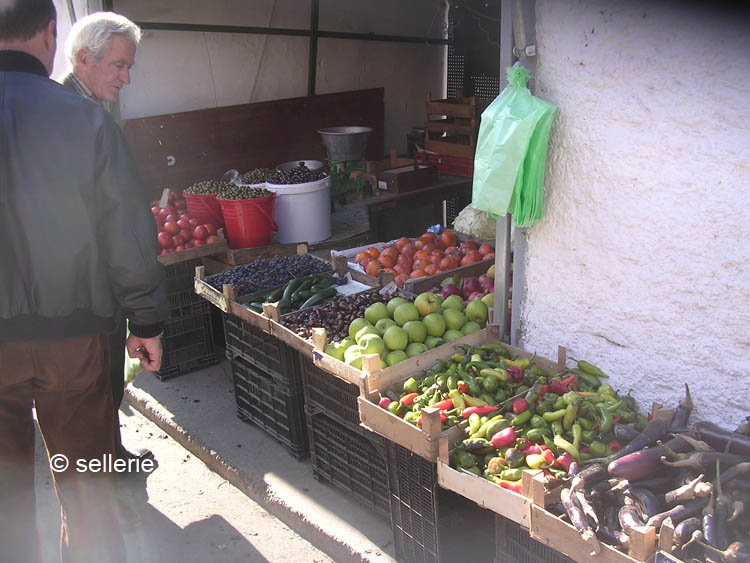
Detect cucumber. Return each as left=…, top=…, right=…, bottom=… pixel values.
left=299, top=287, right=337, bottom=309
left=282, top=278, right=306, bottom=302
left=290, top=279, right=314, bottom=305
left=247, top=302, right=263, bottom=313
left=310, top=276, right=335, bottom=291
left=266, top=286, right=285, bottom=302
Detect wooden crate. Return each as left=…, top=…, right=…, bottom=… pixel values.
left=156, top=232, right=229, bottom=267
left=424, top=92, right=478, bottom=160
left=212, top=242, right=307, bottom=267
left=353, top=326, right=563, bottom=461
left=436, top=441, right=557, bottom=529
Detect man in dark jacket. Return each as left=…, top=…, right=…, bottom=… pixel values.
left=0, top=1, right=170, bottom=561
left=60, top=11, right=152, bottom=463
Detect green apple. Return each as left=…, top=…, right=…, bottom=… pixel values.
left=424, top=335, right=446, bottom=349
left=364, top=302, right=389, bottom=325
left=375, top=317, right=398, bottom=335
left=443, top=329, right=464, bottom=342
left=422, top=312, right=446, bottom=337
left=348, top=317, right=371, bottom=340
left=383, top=325, right=408, bottom=351
left=442, top=294, right=464, bottom=311
left=443, top=308, right=466, bottom=330
left=461, top=321, right=482, bottom=335
left=402, top=320, right=427, bottom=343
left=338, top=337, right=356, bottom=351
left=465, top=299, right=489, bottom=324
left=324, top=342, right=346, bottom=361
left=359, top=333, right=385, bottom=357
left=386, top=296, right=409, bottom=316
left=344, top=346, right=363, bottom=369
left=405, top=342, right=428, bottom=357
left=355, top=325, right=380, bottom=344
left=393, top=302, right=419, bottom=326
left=414, top=292, right=442, bottom=316
left=481, top=293, right=494, bottom=308
left=386, top=350, right=409, bottom=366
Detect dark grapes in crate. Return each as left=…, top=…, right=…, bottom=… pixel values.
left=205, top=254, right=331, bottom=298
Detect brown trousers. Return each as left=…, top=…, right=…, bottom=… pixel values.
left=0, top=334, right=125, bottom=562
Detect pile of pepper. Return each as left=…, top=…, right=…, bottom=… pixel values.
left=447, top=356, right=646, bottom=495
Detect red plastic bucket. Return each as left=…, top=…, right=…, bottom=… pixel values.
left=218, top=194, right=278, bottom=248
left=184, top=192, right=224, bottom=228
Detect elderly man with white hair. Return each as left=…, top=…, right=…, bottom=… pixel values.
left=61, top=12, right=154, bottom=464
left=61, top=11, right=140, bottom=103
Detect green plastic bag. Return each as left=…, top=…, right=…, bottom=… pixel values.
left=472, top=64, right=558, bottom=227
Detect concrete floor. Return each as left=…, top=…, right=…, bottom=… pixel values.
left=34, top=399, right=333, bottom=563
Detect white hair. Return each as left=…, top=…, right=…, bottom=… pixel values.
left=66, top=11, right=141, bottom=67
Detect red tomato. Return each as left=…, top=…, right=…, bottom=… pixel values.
left=164, top=214, right=178, bottom=224
left=158, top=207, right=170, bottom=218
left=193, top=239, right=206, bottom=247
left=151, top=205, right=161, bottom=216
left=159, top=248, right=170, bottom=255
left=178, top=228, right=192, bottom=242
left=193, top=225, right=208, bottom=241
left=205, top=235, right=219, bottom=244
left=175, top=200, right=187, bottom=211
left=203, top=223, right=217, bottom=236
left=172, top=235, right=185, bottom=246
left=177, top=217, right=191, bottom=230
left=188, top=217, right=199, bottom=227
left=174, top=245, right=185, bottom=252
left=163, top=221, right=179, bottom=235
left=157, top=232, right=173, bottom=249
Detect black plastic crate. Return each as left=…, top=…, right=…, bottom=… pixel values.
left=230, top=353, right=308, bottom=459
left=167, top=286, right=205, bottom=318
left=495, top=515, right=574, bottom=563
left=165, top=257, right=203, bottom=294
left=222, top=315, right=303, bottom=397
left=155, top=300, right=217, bottom=380
left=305, top=406, right=390, bottom=519
left=386, top=441, right=495, bottom=563
left=299, top=354, right=361, bottom=431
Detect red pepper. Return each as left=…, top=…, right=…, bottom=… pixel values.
left=490, top=427, right=517, bottom=448
left=549, top=381, right=568, bottom=396
left=497, top=480, right=523, bottom=494
left=612, top=417, right=620, bottom=424
left=515, top=437, right=530, bottom=451
left=542, top=449, right=555, bottom=466
left=555, top=452, right=576, bottom=472
left=400, top=392, right=419, bottom=406
left=607, top=440, right=623, bottom=452
left=457, top=381, right=468, bottom=393
left=461, top=405, right=499, bottom=418
left=521, top=444, right=542, bottom=457
left=560, top=374, right=577, bottom=387
left=512, top=398, right=528, bottom=414
left=418, top=411, right=447, bottom=427
left=378, top=397, right=392, bottom=409
left=541, top=469, right=559, bottom=487
left=432, top=398, right=453, bottom=411
left=506, top=366, right=523, bottom=382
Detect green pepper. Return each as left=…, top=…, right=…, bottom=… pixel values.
left=577, top=360, right=609, bottom=379
left=577, top=417, right=594, bottom=431
left=543, top=435, right=558, bottom=455
left=597, top=403, right=614, bottom=434
left=402, top=377, right=418, bottom=394
left=588, top=440, right=609, bottom=457
left=614, top=409, right=634, bottom=423
left=553, top=396, right=567, bottom=411
left=550, top=420, right=563, bottom=437
left=468, top=379, right=482, bottom=397
left=447, top=375, right=458, bottom=391
left=403, top=411, right=419, bottom=425
left=530, top=415, right=547, bottom=429
left=563, top=401, right=579, bottom=431
left=423, top=374, right=435, bottom=387
left=542, top=408, right=567, bottom=422
left=449, top=389, right=465, bottom=410
left=482, top=376, right=499, bottom=393
left=511, top=409, right=533, bottom=428
left=452, top=449, right=478, bottom=469
left=499, top=468, right=523, bottom=481
left=578, top=452, right=593, bottom=463
left=553, top=434, right=579, bottom=459
left=494, top=388, right=507, bottom=403
left=571, top=423, right=582, bottom=451
left=480, top=417, right=509, bottom=441
left=581, top=429, right=596, bottom=444
left=598, top=384, right=615, bottom=396
left=571, top=368, right=601, bottom=389
left=479, top=393, right=495, bottom=406
left=502, top=357, right=531, bottom=370
left=530, top=365, right=549, bottom=377
left=525, top=427, right=551, bottom=443
left=534, top=398, right=556, bottom=416
left=388, top=400, right=405, bottom=417
left=468, top=412, right=482, bottom=435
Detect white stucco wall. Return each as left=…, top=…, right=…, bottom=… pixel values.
left=519, top=1, right=750, bottom=425
left=97, top=0, right=446, bottom=153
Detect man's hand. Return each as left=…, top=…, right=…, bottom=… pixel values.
left=126, top=334, right=163, bottom=372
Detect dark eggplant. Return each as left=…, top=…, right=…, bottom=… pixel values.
left=674, top=517, right=702, bottom=547
left=607, top=417, right=671, bottom=462
left=727, top=500, right=744, bottom=523
left=703, top=491, right=729, bottom=550
left=618, top=503, right=646, bottom=534
left=595, top=526, right=630, bottom=551
left=608, top=433, right=695, bottom=481
left=665, top=473, right=713, bottom=505
left=624, top=486, right=664, bottom=519
left=720, top=462, right=750, bottom=487
left=670, top=383, right=693, bottom=431
left=574, top=489, right=600, bottom=529
left=646, top=497, right=708, bottom=529
left=696, top=541, right=750, bottom=563
left=631, top=473, right=681, bottom=493
left=570, top=463, right=609, bottom=492
left=613, top=423, right=641, bottom=444
left=695, top=421, right=750, bottom=457
left=560, top=488, right=601, bottom=555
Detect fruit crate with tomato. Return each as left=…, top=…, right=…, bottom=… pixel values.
left=332, top=229, right=495, bottom=289
left=387, top=440, right=496, bottom=563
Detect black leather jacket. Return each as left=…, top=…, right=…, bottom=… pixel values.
left=0, top=51, right=169, bottom=342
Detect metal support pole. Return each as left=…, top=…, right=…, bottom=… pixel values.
left=308, top=0, right=319, bottom=96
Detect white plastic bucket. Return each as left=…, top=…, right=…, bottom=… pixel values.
left=265, top=176, right=331, bottom=244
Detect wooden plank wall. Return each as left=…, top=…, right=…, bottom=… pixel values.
left=122, top=88, right=385, bottom=199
